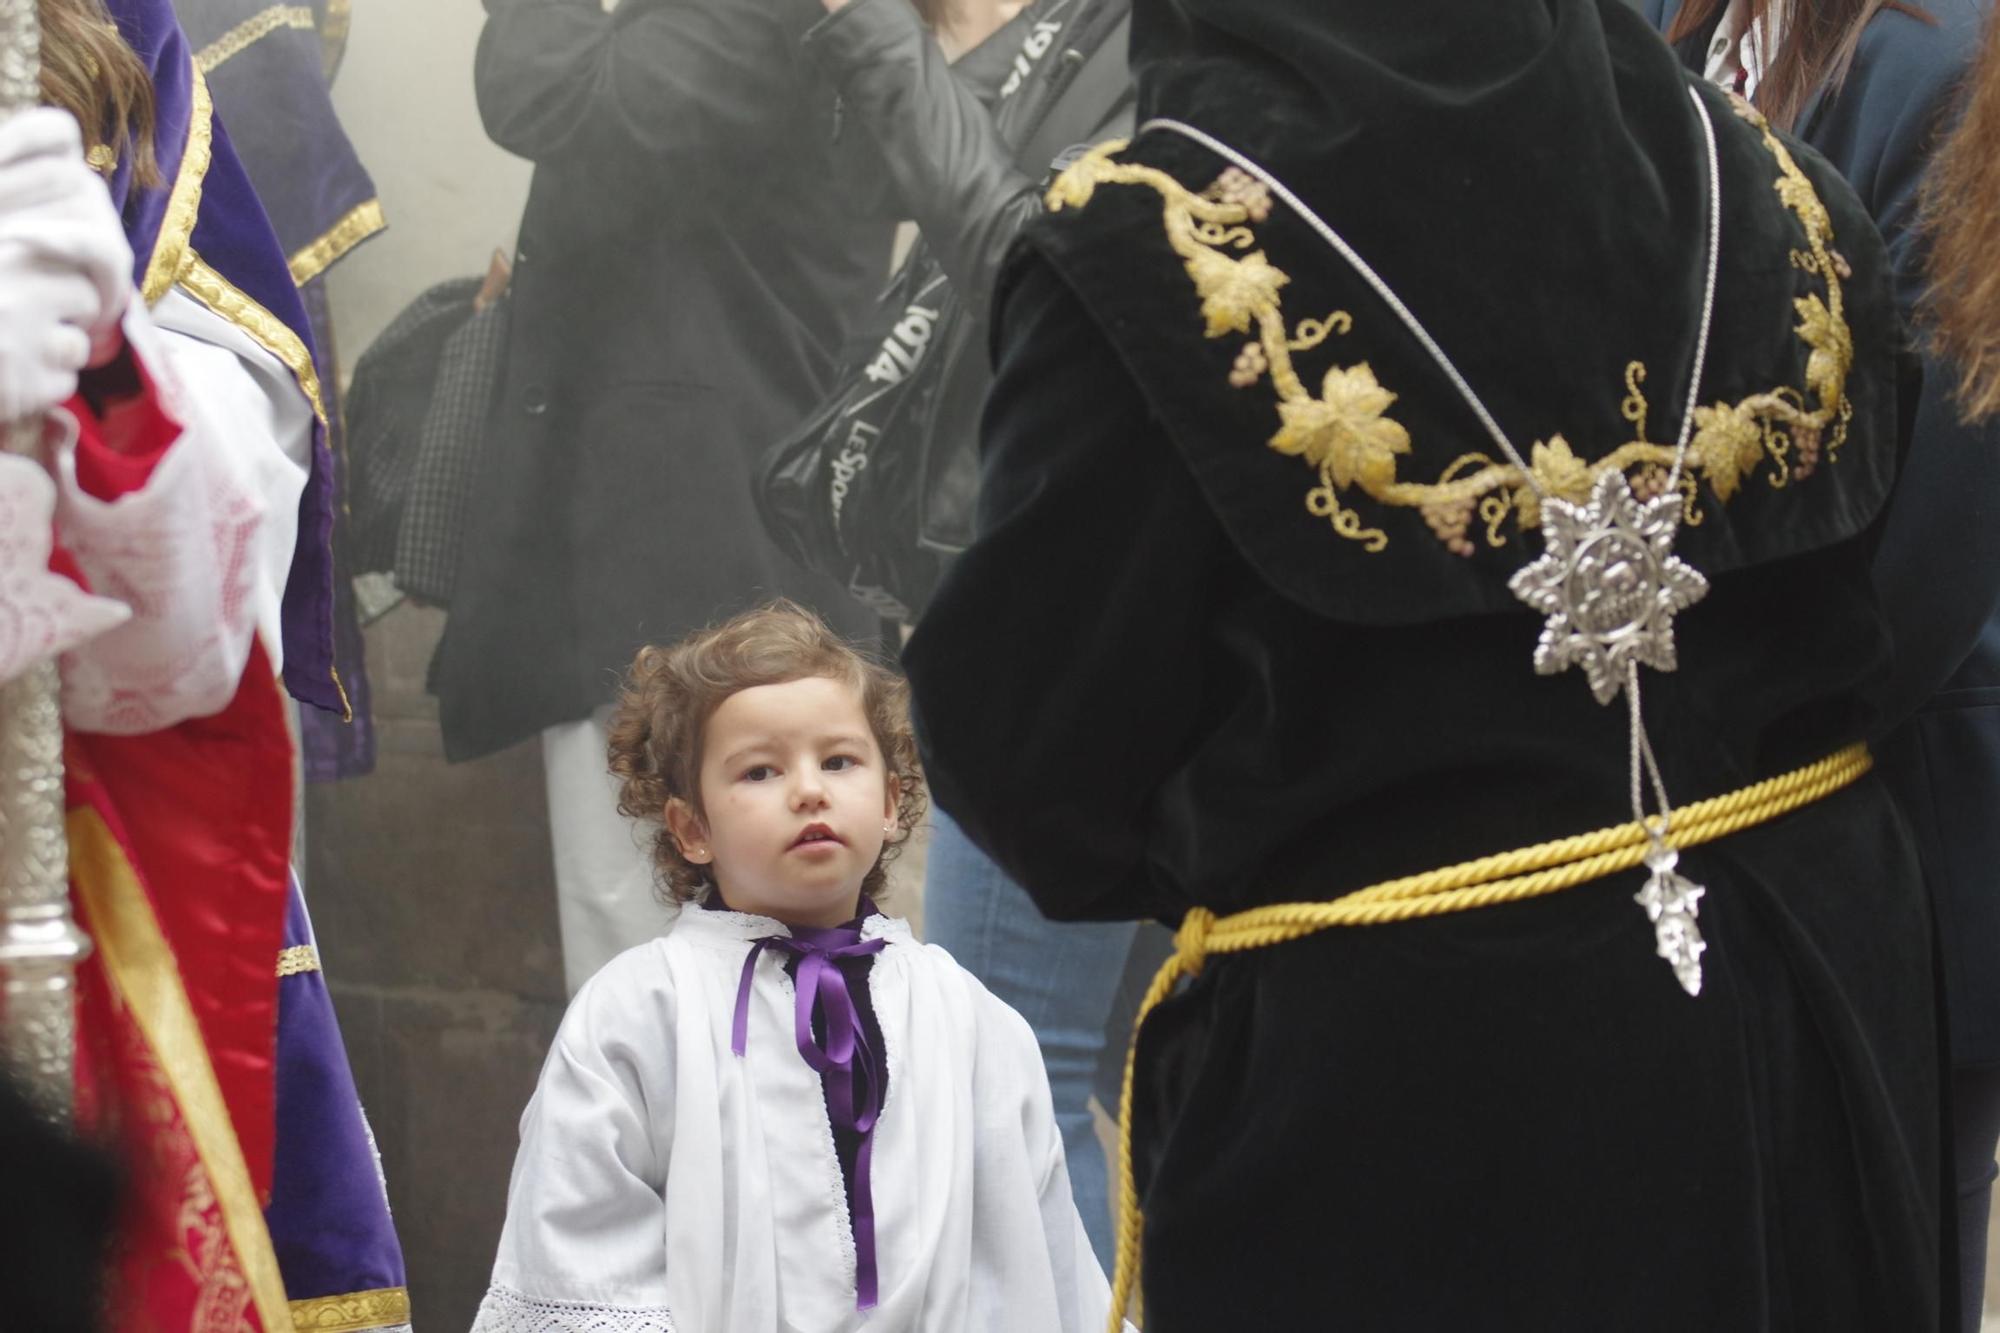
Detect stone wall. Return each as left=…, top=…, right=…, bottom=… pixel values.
left=305, top=607, right=565, bottom=1332
left=314, top=8, right=550, bottom=1322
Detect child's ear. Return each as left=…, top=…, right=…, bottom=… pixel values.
left=665, top=798, right=711, bottom=863
left=881, top=775, right=901, bottom=836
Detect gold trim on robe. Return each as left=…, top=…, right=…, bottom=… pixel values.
left=288, top=199, right=386, bottom=286
left=179, top=251, right=331, bottom=431
left=141, top=64, right=215, bottom=307
left=276, top=944, right=322, bottom=977
left=320, top=0, right=353, bottom=81
left=195, top=5, right=317, bottom=74
left=289, top=1285, right=413, bottom=1332
left=68, top=807, right=300, bottom=1333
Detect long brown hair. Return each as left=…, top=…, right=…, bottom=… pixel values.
left=37, top=0, right=160, bottom=186
left=1666, top=0, right=1933, bottom=131
left=1921, top=7, right=2000, bottom=421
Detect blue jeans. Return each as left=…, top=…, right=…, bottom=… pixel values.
left=922, top=808, right=1169, bottom=1270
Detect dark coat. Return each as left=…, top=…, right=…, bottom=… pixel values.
left=1646, top=0, right=2000, bottom=1067
left=909, top=2, right=1944, bottom=1321
left=431, top=0, right=893, bottom=762
left=805, top=0, right=1134, bottom=571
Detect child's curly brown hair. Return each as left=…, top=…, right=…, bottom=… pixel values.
left=606, top=600, right=927, bottom=905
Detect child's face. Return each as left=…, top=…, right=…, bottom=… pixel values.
left=668, top=675, right=898, bottom=929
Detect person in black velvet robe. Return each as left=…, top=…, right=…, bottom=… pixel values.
left=905, top=1, right=1957, bottom=1327
left=1643, top=4, right=2000, bottom=1327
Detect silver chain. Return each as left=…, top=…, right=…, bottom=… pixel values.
left=1141, top=91, right=1729, bottom=994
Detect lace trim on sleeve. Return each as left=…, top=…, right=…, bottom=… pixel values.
left=469, top=1285, right=677, bottom=1333
left=0, top=445, right=132, bottom=689
left=55, top=396, right=263, bottom=734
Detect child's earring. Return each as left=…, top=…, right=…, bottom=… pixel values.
left=687, top=845, right=710, bottom=863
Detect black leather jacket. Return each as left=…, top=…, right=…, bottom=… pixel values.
left=805, top=0, right=1134, bottom=563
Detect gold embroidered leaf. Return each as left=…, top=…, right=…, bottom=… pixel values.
left=1690, top=400, right=1766, bottom=502
left=1046, top=160, right=1101, bottom=212
left=1268, top=362, right=1410, bottom=494
left=1775, top=172, right=1831, bottom=241
left=1794, top=294, right=1851, bottom=407
left=1186, top=247, right=1288, bottom=338
left=1044, top=140, right=1130, bottom=212
left=1774, top=173, right=1812, bottom=214
left=1512, top=435, right=1595, bottom=528
left=1528, top=436, right=1594, bottom=503
left=1725, top=90, right=1765, bottom=124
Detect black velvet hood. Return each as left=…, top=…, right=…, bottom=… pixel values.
left=1010, top=0, right=1901, bottom=623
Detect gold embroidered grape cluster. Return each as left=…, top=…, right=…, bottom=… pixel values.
left=1045, top=95, right=1854, bottom=556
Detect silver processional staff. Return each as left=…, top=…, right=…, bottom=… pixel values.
left=0, top=0, right=95, bottom=1124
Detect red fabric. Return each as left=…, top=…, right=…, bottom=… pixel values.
left=73, top=951, right=273, bottom=1333
left=69, top=638, right=295, bottom=1200
left=66, top=343, right=181, bottom=501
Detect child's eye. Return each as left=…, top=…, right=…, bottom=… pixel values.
left=823, top=755, right=861, bottom=772
left=741, top=765, right=777, bottom=782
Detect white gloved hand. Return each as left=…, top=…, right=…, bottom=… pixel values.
left=0, top=108, right=136, bottom=422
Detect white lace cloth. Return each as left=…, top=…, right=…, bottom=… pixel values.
left=472, top=1285, right=675, bottom=1333
left=0, top=298, right=274, bottom=733
left=0, top=444, right=131, bottom=682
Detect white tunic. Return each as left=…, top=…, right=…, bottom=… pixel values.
left=473, top=908, right=1121, bottom=1333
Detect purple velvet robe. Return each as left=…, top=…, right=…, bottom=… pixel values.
left=104, top=0, right=345, bottom=718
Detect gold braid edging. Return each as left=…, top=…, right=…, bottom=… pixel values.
left=1102, top=741, right=1874, bottom=1331
left=1047, top=97, right=1855, bottom=559
left=275, top=944, right=320, bottom=977
left=194, top=4, right=315, bottom=74
left=289, top=1285, right=412, bottom=1332
left=288, top=198, right=386, bottom=286
left=141, top=63, right=214, bottom=307
left=178, top=253, right=330, bottom=431
left=320, top=0, right=352, bottom=80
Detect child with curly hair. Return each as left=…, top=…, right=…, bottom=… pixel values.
left=472, top=602, right=1119, bottom=1333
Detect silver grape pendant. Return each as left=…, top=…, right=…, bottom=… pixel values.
left=1509, top=468, right=1711, bottom=995
left=1634, top=845, right=1707, bottom=996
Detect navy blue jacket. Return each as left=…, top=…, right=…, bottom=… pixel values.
left=1646, top=0, right=2000, bottom=1064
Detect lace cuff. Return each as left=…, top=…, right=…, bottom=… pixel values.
left=469, top=1285, right=676, bottom=1333
left=0, top=445, right=132, bottom=688
left=54, top=395, right=263, bottom=733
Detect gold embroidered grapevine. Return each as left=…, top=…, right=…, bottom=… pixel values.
left=1045, top=94, right=1855, bottom=556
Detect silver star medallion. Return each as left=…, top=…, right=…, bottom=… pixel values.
left=1509, top=467, right=1714, bottom=995
left=1508, top=469, right=1710, bottom=706
left=1634, top=845, right=1707, bottom=996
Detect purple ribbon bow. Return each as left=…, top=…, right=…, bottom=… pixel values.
left=732, top=923, right=890, bottom=1309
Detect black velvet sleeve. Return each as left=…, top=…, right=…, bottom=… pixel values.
left=803, top=0, right=1042, bottom=315
left=1839, top=5, right=2000, bottom=729
left=1867, top=363, right=2000, bottom=731
left=474, top=0, right=804, bottom=175
left=903, top=254, right=1233, bottom=922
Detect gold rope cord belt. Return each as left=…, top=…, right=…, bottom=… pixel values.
left=1104, top=741, right=1873, bottom=1330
